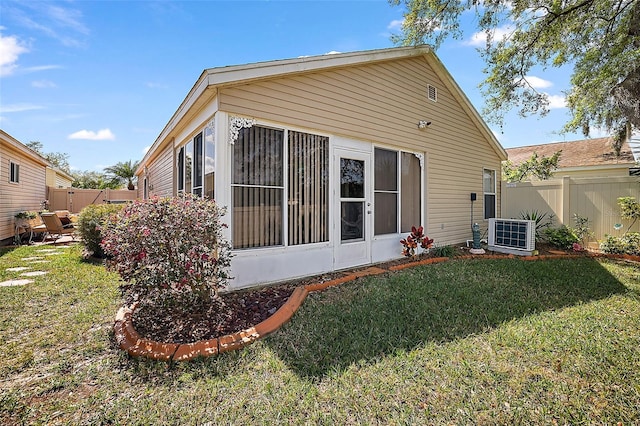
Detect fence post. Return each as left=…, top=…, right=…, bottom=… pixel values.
left=561, top=176, right=571, bottom=226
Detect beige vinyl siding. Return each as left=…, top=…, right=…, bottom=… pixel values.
left=0, top=147, right=47, bottom=241
left=145, top=143, right=174, bottom=197
left=219, top=56, right=502, bottom=245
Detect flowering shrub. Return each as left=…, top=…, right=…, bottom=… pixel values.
left=77, top=204, right=124, bottom=258
left=101, top=194, right=232, bottom=308
left=400, top=226, right=434, bottom=257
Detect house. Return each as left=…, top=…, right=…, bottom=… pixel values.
left=505, top=137, right=638, bottom=179
left=46, top=166, right=74, bottom=189
left=136, top=46, right=507, bottom=290
left=0, top=129, right=50, bottom=244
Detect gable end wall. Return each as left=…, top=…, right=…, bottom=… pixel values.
left=218, top=56, right=502, bottom=244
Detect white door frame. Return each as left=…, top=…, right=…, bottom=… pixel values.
left=333, top=141, right=372, bottom=270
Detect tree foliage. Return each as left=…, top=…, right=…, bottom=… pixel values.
left=502, top=150, right=562, bottom=182
left=72, top=170, right=120, bottom=189
left=104, top=159, right=140, bottom=190
left=390, top=0, right=640, bottom=141
left=26, top=141, right=71, bottom=173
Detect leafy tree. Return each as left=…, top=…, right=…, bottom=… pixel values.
left=72, top=170, right=120, bottom=189
left=390, top=0, right=640, bottom=146
left=26, top=141, right=71, bottom=173
left=502, top=150, right=562, bottom=182
left=104, top=160, right=140, bottom=190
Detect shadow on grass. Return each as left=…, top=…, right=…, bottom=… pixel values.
left=266, top=257, right=628, bottom=378
left=0, top=246, right=17, bottom=257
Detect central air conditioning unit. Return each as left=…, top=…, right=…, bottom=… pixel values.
left=488, top=218, right=536, bottom=256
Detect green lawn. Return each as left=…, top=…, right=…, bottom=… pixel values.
left=1, top=244, right=639, bottom=424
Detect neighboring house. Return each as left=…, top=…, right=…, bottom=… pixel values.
left=506, top=137, right=638, bottom=179
left=137, top=46, right=507, bottom=289
left=0, top=129, right=50, bottom=244
left=46, top=166, right=74, bottom=189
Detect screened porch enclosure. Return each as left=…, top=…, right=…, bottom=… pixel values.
left=231, top=125, right=329, bottom=250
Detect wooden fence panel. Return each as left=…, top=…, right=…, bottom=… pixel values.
left=47, top=187, right=138, bottom=213
left=502, top=176, right=640, bottom=243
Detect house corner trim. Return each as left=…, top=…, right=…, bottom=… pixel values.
left=228, top=116, right=256, bottom=144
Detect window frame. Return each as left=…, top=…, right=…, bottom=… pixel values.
left=483, top=168, right=497, bottom=220
left=230, top=122, right=331, bottom=250
left=9, top=160, right=20, bottom=184
left=176, top=131, right=204, bottom=196
left=373, top=147, right=423, bottom=236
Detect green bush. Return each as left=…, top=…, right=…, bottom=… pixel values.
left=431, top=244, right=458, bottom=258
left=600, top=232, right=640, bottom=256
left=101, top=194, right=232, bottom=309
left=543, top=225, right=579, bottom=250
left=77, top=204, right=124, bottom=258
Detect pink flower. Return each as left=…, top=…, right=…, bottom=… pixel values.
left=572, top=242, right=583, bottom=252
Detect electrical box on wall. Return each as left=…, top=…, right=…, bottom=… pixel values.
left=470, top=192, right=477, bottom=201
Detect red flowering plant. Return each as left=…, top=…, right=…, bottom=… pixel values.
left=400, top=226, right=434, bottom=257
left=101, top=194, right=232, bottom=311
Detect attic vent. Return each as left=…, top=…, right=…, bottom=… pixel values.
left=427, top=84, right=437, bottom=102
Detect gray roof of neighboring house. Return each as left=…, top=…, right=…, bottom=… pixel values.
left=506, top=137, right=637, bottom=169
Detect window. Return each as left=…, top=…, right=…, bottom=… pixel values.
left=176, top=132, right=204, bottom=196
left=288, top=130, right=329, bottom=245
left=9, top=161, right=19, bottom=183
left=374, top=148, right=398, bottom=235
left=374, top=149, right=422, bottom=235
left=177, top=147, right=184, bottom=192
left=400, top=152, right=421, bottom=232
left=193, top=133, right=203, bottom=196
left=232, top=124, right=329, bottom=249
left=233, top=126, right=284, bottom=249
left=204, top=125, right=215, bottom=199
left=483, top=168, right=496, bottom=219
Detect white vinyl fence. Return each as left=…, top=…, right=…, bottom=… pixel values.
left=501, top=176, right=640, bottom=244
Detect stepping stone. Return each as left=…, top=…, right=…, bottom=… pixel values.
left=6, top=267, right=30, bottom=272
left=22, top=257, right=44, bottom=261
left=37, top=249, right=59, bottom=253
left=42, top=252, right=63, bottom=256
left=29, top=260, right=51, bottom=264
left=21, top=271, right=48, bottom=277
left=0, top=279, right=33, bottom=287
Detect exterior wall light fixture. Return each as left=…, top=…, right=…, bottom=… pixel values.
left=418, top=120, right=431, bottom=129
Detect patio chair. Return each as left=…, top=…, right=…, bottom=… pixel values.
left=40, top=212, right=76, bottom=245
left=27, top=216, right=48, bottom=243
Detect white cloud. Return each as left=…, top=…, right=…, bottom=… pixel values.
left=68, top=128, right=116, bottom=141
left=523, top=76, right=553, bottom=89
left=387, top=19, right=403, bottom=31
left=0, top=103, right=44, bottom=113
left=143, top=145, right=151, bottom=153
left=32, top=79, right=57, bottom=88
left=465, top=26, right=513, bottom=46
left=546, top=94, right=566, bottom=109
left=145, top=81, right=168, bottom=89
left=0, top=31, right=29, bottom=76
left=324, top=51, right=341, bottom=55
left=23, top=64, right=63, bottom=73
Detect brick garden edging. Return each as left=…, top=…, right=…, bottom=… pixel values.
left=113, top=252, right=640, bottom=361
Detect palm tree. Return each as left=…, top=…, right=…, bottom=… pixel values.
left=104, top=160, right=140, bottom=190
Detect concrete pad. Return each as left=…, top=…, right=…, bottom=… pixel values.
left=0, top=279, right=33, bottom=287
left=6, top=267, right=30, bottom=272
left=21, top=271, right=48, bottom=277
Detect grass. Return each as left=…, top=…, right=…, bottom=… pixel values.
left=1, top=244, right=639, bottom=424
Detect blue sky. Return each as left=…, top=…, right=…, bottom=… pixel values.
left=0, top=0, right=594, bottom=172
